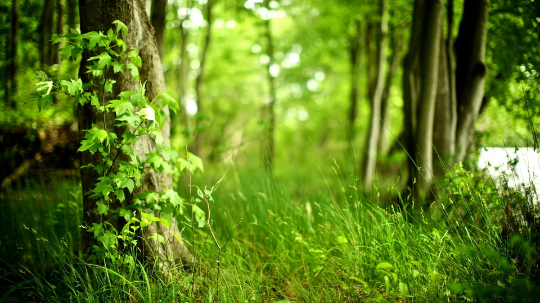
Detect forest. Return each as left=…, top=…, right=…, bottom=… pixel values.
left=1, top=0, right=540, bottom=301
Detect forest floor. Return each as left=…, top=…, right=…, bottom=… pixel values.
left=0, top=161, right=539, bottom=302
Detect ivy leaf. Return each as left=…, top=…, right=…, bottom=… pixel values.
left=188, top=153, right=204, bottom=173
left=155, top=92, right=179, bottom=113
left=95, top=181, right=114, bottom=197
left=126, top=63, right=139, bottom=79
left=192, top=204, right=205, bottom=228
left=59, top=44, right=75, bottom=61
left=89, top=52, right=112, bottom=69
left=119, top=178, right=134, bottom=193
left=112, top=20, right=128, bottom=37
left=97, top=201, right=109, bottom=215
left=107, top=99, right=133, bottom=116
left=112, top=61, right=125, bottom=74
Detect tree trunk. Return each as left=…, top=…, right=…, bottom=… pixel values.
left=78, top=0, right=193, bottom=267
left=55, top=0, right=64, bottom=65
left=6, top=0, right=18, bottom=108
left=402, top=0, right=425, bottom=192
left=193, top=0, right=216, bottom=157
left=67, top=0, right=77, bottom=30
left=40, top=0, right=54, bottom=67
left=432, top=2, right=458, bottom=177
left=454, top=0, right=489, bottom=163
left=362, top=0, right=388, bottom=192
left=378, top=30, right=401, bottom=154
left=415, top=0, right=443, bottom=194
left=178, top=19, right=191, bottom=136
left=262, top=0, right=276, bottom=172
left=151, top=0, right=167, bottom=58
left=348, top=20, right=362, bottom=139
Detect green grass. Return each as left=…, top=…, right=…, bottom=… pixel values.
left=0, top=162, right=539, bottom=302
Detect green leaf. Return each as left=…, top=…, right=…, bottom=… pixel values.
left=399, top=282, right=409, bottom=296
left=126, top=63, right=139, bottom=79
left=192, top=204, right=205, bottom=228
left=97, top=201, right=109, bottom=215
left=148, top=233, right=165, bottom=244
left=188, top=153, right=204, bottom=173
left=119, top=208, right=133, bottom=221
left=36, top=81, right=54, bottom=96
left=120, top=178, right=134, bottom=193
left=59, top=44, right=75, bottom=61
left=155, top=92, right=179, bottom=113
left=337, top=236, right=348, bottom=244
left=112, top=20, right=128, bottom=36
left=89, top=52, right=112, bottom=69
left=376, top=262, right=393, bottom=270
left=38, top=95, right=53, bottom=112
left=107, top=99, right=133, bottom=116
left=112, top=61, right=125, bottom=74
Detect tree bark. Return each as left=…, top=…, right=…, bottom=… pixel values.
left=5, top=0, right=18, bottom=108
left=454, top=0, right=490, bottom=163
left=78, top=0, right=193, bottom=268
left=415, top=0, right=444, bottom=193
left=178, top=17, right=191, bottom=136
left=150, top=0, right=167, bottom=58
left=193, top=0, right=216, bottom=157
left=362, top=0, right=388, bottom=192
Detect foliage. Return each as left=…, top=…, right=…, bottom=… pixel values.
left=25, top=21, right=204, bottom=261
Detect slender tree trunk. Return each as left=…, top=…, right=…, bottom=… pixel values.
left=415, top=0, right=444, bottom=194
left=78, top=0, right=193, bottom=267
left=348, top=20, right=362, bottom=138
left=402, top=0, right=425, bottom=192
left=40, top=0, right=54, bottom=67
left=262, top=0, right=276, bottom=172
left=6, top=0, right=18, bottom=108
left=366, top=17, right=376, bottom=102
left=151, top=0, right=167, bottom=58
left=362, top=0, right=388, bottom=192
left=193, top=0, right=215, bottom=157
left=55, top=0, right=64, bottom=65
left=178, top=20, right=190, bottom=136
left=454, top=0, right=489, bottom=163
left=378, top=30, right=401, bottom=154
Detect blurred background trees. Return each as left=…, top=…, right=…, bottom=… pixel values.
left=1, top=0, right=539, bottom=199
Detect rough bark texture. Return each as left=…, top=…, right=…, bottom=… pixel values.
left=78, top=0, right=193, bottom=268
left=150, top=0, right=167, bottom=58
left=362, top=0, right=388, bottom=192
left=67, top=0, right=77, bottom=29
left=193, top=0, right=216, bottom=157
left=415, top=0, right=444, bottom=192
left=454, top=0, right=489, bottom=162
left=348, top=20, right=362, bottom=138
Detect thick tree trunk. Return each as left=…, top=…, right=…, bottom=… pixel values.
left=433, top=28, right=455, bottom=176
left=262, top=0, right=276, bottom=172
left=193, top=0, right=215, bottom=157
left=40, top=0, right=54, bottom=67
left=78, top=0, right=193, bottom=268
left=6, top=0, right=18, bottom=108
left=348, top=20, right=362, bottom=138
left=378, top=30, right=401, bottom=154
left=150, top=0, right=167, bottom=58
left=454, top=0, right=489, bottom=163
left=362, top=0, right=388, bottom=192
left=415, top=0, right=443, bottom=194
